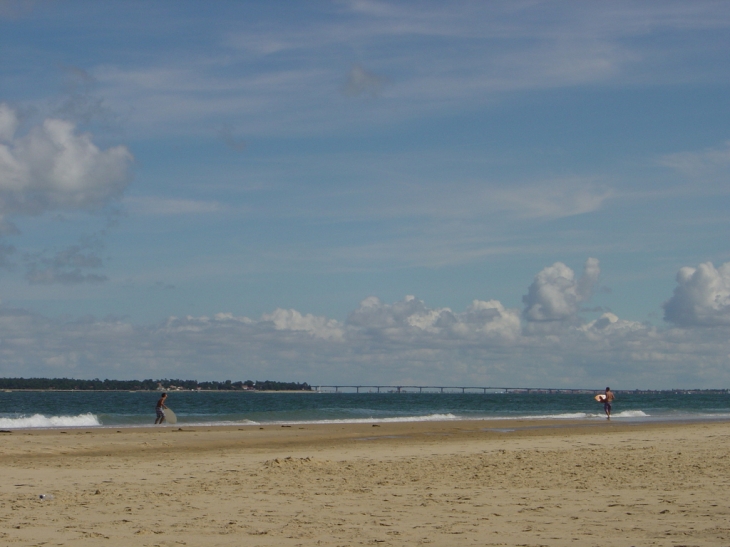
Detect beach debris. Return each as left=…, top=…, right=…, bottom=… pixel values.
left=263, top=456, right=317, bottom=468
left=38, top=494, right=54, bottom=500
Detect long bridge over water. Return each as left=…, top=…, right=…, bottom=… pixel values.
left=311, top=385, right=728, bottom=394
left=316, top=385, right=595, bottom=394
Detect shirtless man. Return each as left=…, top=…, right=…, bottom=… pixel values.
left=155, top=393, right=168, bottom=424
left=603, top=387, right=615, bottom=419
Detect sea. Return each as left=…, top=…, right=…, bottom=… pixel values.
left=0, top=390, right=729, bottom=430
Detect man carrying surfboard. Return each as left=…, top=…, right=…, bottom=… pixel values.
left=155, top=393, right=168, bottom=424
left=602, top=387, right=615, bottom=419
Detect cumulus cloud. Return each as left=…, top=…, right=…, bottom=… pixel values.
left=579, top=312, right=644, bottom=334
left=0, top=103, right=132, bottom=217
left=522, top=258, right=600, bottom=322
left=347, top=295, right=521, bottom=342
left=342, top=64, right=388, bottom=98
left=262, top=308, right=344, bottom=341
left=663, top=261, right=730, bottom=327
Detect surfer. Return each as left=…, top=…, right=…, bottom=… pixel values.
left=603, top=387, right=615, bottom=419
left=155, top=393, right=168, bottom=424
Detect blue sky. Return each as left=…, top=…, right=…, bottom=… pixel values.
left=1, top=1, right=730, bottom=387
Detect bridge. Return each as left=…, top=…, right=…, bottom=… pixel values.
left=311, top=385, right=596, bottom=394
left=310, top=386, right=729, bottom=394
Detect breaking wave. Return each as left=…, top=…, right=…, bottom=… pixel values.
left=0, top=413, right=101, bottom=429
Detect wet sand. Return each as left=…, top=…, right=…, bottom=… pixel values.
left=1, top=419, right=729, bottom=546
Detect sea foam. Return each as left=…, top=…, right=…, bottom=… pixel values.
left=479, top=410, right=651, bottom=420
left=612, top=410, right=649, bottom=418
left=534, top=410, right=649, bottom=420
left=0, top=413, right=101, bottom=429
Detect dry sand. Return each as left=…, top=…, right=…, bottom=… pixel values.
left=1, top=419, right=729, bottom=546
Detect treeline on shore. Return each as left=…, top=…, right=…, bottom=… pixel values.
left=0, top=377, right=312, bottom=391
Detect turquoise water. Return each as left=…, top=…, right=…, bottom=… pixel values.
left=0, top=391, right=728, bottom=429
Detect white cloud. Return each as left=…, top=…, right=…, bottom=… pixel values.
left=663, top=261, right=730, bottom=327
left=0, top=104, right=133, bottom=216
left=579, top=312, right=644, bottom=334
left=492, top=180, right=611, bottom=219
left=523, top=258, right=600, bottom=322
left=348, top=295, right=432, bottom=329
left=0, top=103, right=19, bottom=142
left=347, top=295, right=521, bottom=343
left=262, top=308, right=344, bottom=341
left=0, top=104, right=133, bottom=284
left=659, top=141, right=730, bottom=176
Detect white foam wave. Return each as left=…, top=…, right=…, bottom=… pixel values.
left=0, top=413, right=101, bottom=429
left=479, top=412, right=590, bottom=421
left=176, top=411, right=649, bottom=427
left=93, top=416, right=459, bottom=429
left=611, top=410, right=648, bottom=418
left=537, top=410, right=649, bottom=420
left=480, top=410, right=650, bottom=421
left=79, top=410, right=659, bottom=430
left=533, top=412, right=589, bottom=419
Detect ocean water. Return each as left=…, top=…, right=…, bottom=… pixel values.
left=0, top=391, right=728, bottom=429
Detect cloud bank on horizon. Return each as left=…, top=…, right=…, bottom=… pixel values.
left=1, top=257, right=729, bottom=389
left=1, top=1, right=730, bottom=387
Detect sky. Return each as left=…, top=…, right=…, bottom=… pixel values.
left=1, top=0, right=730, bottom=388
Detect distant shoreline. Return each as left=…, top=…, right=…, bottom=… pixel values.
left=0, top=389, right=316, bottom=393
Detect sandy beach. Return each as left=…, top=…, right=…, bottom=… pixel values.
left=1, top=419, right=729, bottom=546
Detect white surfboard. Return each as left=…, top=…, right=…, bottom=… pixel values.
left=164, top=408, right=177, bottom=424
left=594, top=394, right=606, bottom=402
